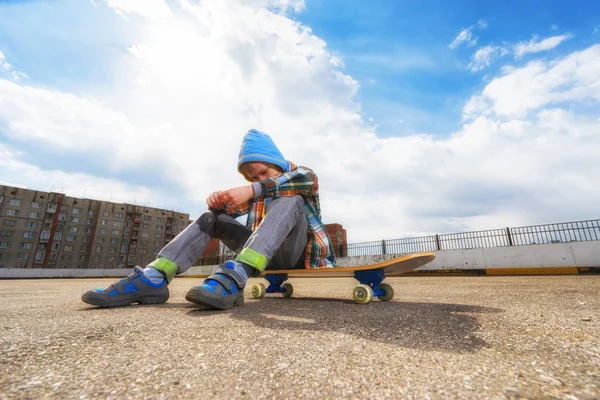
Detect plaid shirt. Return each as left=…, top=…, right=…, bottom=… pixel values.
left=226, top=161, right=336, bottom=269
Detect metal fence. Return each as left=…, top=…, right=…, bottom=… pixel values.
left=342, top=219, right=600, bottom=257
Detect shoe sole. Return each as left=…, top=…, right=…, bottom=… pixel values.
left=185, top=287, right=244, bottom=310
left=81, top=292, right=169, bottom=308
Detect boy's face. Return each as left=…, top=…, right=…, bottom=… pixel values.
left=242, top=162, right=282, bottom=182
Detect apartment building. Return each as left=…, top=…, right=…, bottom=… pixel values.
left=0, top=185, right=190, bottom=269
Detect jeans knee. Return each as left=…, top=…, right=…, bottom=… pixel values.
left=196, top=210, right=218, bottom=233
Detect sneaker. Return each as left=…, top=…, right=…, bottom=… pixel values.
left=81, top=266, right=169, bottom=308
left=185, top=261, right=247, bottom=310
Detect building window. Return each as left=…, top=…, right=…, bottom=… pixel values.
left=28, top=212, right=40, bottom=218
left=23, top=232, right=35, bottom=239
left=18, top=253, right=29, bottom=260
left=82, top=236, right=89, bottom=243
left=111, top=229, right=120, bottom=235
left=156, top=225, right=163, bottom=231
left=52, top=243, right=60, bottom=250
left=142, top=232, right=149, bottom=238
left=115, top=212, right=122, bottom=218
left=114, top=221, right=122, bottom=227
left=101, top=219, right=108, bottom=225
left=85, top=228, right=91, bottom=234
left=40, top=231, right=50, bottom=240
left=69, top=226, right=78, bottom=233
left=123, top=238, right=129, bottom=245
left=143, top=223, right=150, bottom=229
left=110, top=238, right=118, bottom=244
left=20, top=243, right=32, bottom=249
left=0, top=253, right=9, bottom=259
left=109, top=256, right=116, bottom=262
left=155, top=233, right=161, bottom=238
left=35, top=252, right=44, bottom=260
left=0, top=242, right=9, bottom=248
left=72, top=208, right=80, bottom=214
left=88, top=210, right=94, bottom=216
left=70, top=217, right=80, bottom=223
left=61, top=205, right=69, bottom=212
left=6, top=209, right=18, bottom=216
left=98, top=237, right=105, bottom=243
left=109, top=247, right=116, bottom=253
left=54, top=232, right=62, bottom=240
left=26, top=221, right=37, bottom=228
left=31, top=201, right=42, bottom=208
left=121, top=246, right=128, bottom=253
left=0, top=230, right=12, bottom=237
left=144, top=216, right=152, bottom=222
left=9, top=199, right=21, bottom=206
left=100, top=229, right=106, bottom=235
left=95, top=255, right=102, bottom=261
left=66, top=235, right=75, bottom=242
left=58, top=213, right=66, bottom=221
left=3, top=219, right=16, bottom=226
left=86, top=218, right=93, bottom=225
left=96, top=246, right=103, bottom=253
left=64, top=246, right=73, bottom=252
left=103, top=211, right=109, bottom=217
left=140, top=248, right=147, bottom=254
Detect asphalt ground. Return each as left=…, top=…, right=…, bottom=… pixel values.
left=0, top=275, right=598, bottom=400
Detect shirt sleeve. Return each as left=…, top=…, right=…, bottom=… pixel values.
left=254, top=166, right=319, bottom=198
left=223, top=202, right=250, bottom=218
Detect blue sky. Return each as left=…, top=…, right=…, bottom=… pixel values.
left=293, top=0, right=600, bottom=136
left=0, top=0, right=599, bottom=241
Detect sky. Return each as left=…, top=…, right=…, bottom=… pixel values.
left=0, top=0, right=599, bottom=243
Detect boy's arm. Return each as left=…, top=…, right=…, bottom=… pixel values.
left=252, top=166, right=318, bottom=199
left=223, top=202, right=249, bottom=218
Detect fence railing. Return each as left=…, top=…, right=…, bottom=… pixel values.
left=341, top=219, right=600, bottom=257
left=196, top=219, right=600, bottom=263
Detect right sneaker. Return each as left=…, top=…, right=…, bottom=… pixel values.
left=81, top=266, right=169, bottom=308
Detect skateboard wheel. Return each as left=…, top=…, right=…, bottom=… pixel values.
left=251, top=283, right=266, bottom=299
left=353, top=284, right=373, bottom=304
left=377, top=283, right=394, bottom=302
left=282, top=283, right=294, bottom=298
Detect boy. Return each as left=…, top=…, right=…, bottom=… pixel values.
left=81, top=129, right=336, bottom=310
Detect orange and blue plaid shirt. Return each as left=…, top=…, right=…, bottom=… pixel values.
left=226, top=161, right=336, bottom=269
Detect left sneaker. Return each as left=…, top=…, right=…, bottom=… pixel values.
left=81, top=266, right=169, bottom=308
left=185, top=261, right=248, bottom=310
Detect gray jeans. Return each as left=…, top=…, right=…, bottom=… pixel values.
left=158, top=196, right=308, bottom=276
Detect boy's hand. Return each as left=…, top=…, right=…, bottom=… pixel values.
left=206, top=191, right=226, bottom=209
left=219, top=185, right=254, bottom=209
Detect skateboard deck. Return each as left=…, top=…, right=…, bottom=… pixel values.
left=251, top=252, right=435, bottom=304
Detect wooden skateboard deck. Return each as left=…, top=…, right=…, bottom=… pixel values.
left=251, top=252, right=435, bottom=304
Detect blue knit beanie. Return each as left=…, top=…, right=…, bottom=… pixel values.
left=238, top=129, right=289, bottom=178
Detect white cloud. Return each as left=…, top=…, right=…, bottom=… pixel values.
left=514, top=34, right=572, bottom=57
left=1, top=3, right=599, bottom=242
left=0, top=50, right=11, bottom=71
left=106, top=0, right=172, bottom=19
left=449, top=19, right=488, bottom=49
left=463, top=44, right=600, bottom=119
left=449, top=28, right=476, bottom=49
left=468, top=45, right=508, bottom=72
left=0, top=143, right=154, bottom=205
left=594, top=25, right=599, bottom=34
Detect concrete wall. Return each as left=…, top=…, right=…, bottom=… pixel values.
left=1, top=241, right=599, bottom=278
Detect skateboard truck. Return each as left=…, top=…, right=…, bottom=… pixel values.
left=251, top=268, right=394, bottom=304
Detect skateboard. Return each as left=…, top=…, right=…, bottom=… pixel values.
left=250, top=252, right=435, bottom=304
